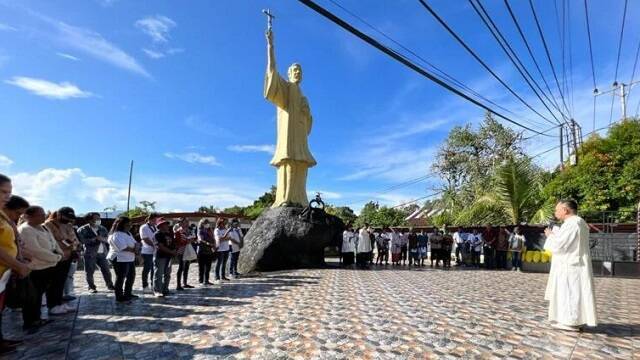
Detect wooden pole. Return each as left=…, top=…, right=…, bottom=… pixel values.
left=126, top=160, right=134, bottom=213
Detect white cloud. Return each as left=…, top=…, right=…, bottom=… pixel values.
left=5, top=76, right=93, bottom=99
left=164, top=152, right=221, bottom=166
left=49, top=19, right=150, bottom=77
left=9, top=167, right=263, bottom=213
left=227, top=144, right=275, bottom=155
left=0, top=154, right=13, bottom=166
left=142, top=48, right=164, bottom=59
left=56, top=52, right=80, bottom=61
left=136, top=16, right=181, bottom=60
left=0, top=23, right=17, bottom=32
left=135, top=15, right=176, bottom=43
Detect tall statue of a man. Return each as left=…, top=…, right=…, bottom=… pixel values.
left=264, top=27, right=316, bottom=208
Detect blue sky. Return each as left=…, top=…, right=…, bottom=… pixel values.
left=1, top=0, right=639, bottom=214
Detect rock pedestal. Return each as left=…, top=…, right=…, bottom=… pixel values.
left=238, top=206, right=344, bottom=273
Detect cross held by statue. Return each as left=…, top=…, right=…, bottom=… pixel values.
left=262, top=8, right=275, bottom=30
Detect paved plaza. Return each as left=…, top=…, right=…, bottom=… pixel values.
left=2, top=264, right=639, bottom=359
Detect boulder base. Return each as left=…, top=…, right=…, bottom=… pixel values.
left=238, top=206, right=344, bottom=273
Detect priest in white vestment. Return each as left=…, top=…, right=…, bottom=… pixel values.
left=543, top=199, right=597, bottom=331
left=356, top=226, right=372, bottom=269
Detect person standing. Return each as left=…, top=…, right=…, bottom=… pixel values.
left=375, top=230, right=389, bottom=265
left=495, top=228, right=509, bottom=270
left=407, top=229, right=419, bottom=266
left=453, top=227, right=466, bottom=266
left=153, top=218, right=176, bottom=297
left=508, top=227, right=525, bottom=271
left=196, top=219, right=215, bottom=285
left=469, top=229, right=483, bottom=268
left=77, top=213, right=114, bottom=293
left=0, top=176, right=31, bottom=355
left=399, top=231, right=409, bottom=266
left=429, top=230, right=441, bottom=268
left=106, top=216, right=137, bottom=303
left=356, top=225, right=372, bottom=269
left=213, top=218, right=231, bottom=284
left=138, top=213, right=158, bottom=293
left=389, top=229, right=402, bottom=266
left=482, top=225, right=496, bottom=269
left=341, top=226, right=355, bottom=267
left=543, top=199, right=597, bottom=331
left=417, top=231, right=429, bottom=266
left=227, top=219, right=243, bottom=278
left=174, top=218, right=195, bottom=290
left=18, top=206, right=61, bottom=333
left=441, top=231, right=453, bottom=269
left=44, top=207, right=79, bottom=314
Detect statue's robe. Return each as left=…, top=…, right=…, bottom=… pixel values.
left=264, top=65, right=316, bottom=207
left=544, top=215, right=598, bottom=327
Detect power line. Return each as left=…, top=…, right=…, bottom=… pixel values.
left=416, top=0, right=558, bottom=127
left=391, top=190, right=446, bottom=209
left=503, top=0, right=567, bottom=123
left=296, top=0, right=554, bottom=136
left=583, top=0, right=598, bottom=131
left=528, top=0, right=572, bottom=119
left=325, top=0, right=544, bottom=129
left=625, top=37, right=640, bottom=102
left=531, top=120, right=622, bottom=159
left=566, top=0, right=575, bottom=117
left=610, top=0, right=628, bottom=124
left=468, top=0, right=565, bottom=125
left=522, top=124, right=562, bottom=141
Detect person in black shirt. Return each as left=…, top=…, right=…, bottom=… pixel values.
left=153, top=218, right=177, bottom=297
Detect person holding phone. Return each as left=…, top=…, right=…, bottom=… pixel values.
left=44, top=207, right=79, bottom=314
left=213, top=218, right=231, bottom=284
left=227, top=219, right=243, bottom=278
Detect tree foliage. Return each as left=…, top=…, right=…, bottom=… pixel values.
left=122, top=200, right=156, bottom=218
left=325, top=205, right=357, bottom=225
left=354, top=201, right=409, bottom=228
left=543, top=118, right=640, bottom=221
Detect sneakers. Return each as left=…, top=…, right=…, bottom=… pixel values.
left=89, top=288, right=98, bottom=294
left=214, top=279, right=221, bottom=285
left=49, top=305, right=68, bottom=315
left=154, top=292, right=164, bottom=298
left=64, top=303, right=76, bottom=312
left=183, top=284, right=194, bottom=289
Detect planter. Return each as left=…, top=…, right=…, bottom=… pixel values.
left=522, top=262, right=550, bottom=273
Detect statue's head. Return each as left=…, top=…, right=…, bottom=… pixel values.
left=288, top=63, right=302, bottom=83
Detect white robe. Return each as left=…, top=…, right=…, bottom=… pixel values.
left=544, top=215, right=597, bottom=326
left=341, top=231, right=355, bottom=253
left=357, top=228, right=372, bottom=253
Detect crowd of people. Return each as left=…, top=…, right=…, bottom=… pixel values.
left=341, top=224, right=527, bottom=271
left=0, top=173, right=245, bottom=355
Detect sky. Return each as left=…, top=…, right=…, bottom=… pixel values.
left=1, top=0, right=639, bottom=214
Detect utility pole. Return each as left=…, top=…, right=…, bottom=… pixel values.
left=595, top=80, right=640, bottom=122
left=126, top=160, right=134, bottom=213
left=559, top=126, right=564, bottom=169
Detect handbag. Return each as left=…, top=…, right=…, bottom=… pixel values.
left=182, top=243, right=197, bottom=262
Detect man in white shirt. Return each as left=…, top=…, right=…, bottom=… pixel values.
left=543, top=199, right=597, bottom=331
left=453, top=228, right=467, bottom=266
left=138, top=213, right=158, bottom=292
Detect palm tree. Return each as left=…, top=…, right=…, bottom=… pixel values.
left=454, top=157, right=552, bottom=225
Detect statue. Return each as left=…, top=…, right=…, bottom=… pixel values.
left=263, top=9, right=316, bottom=208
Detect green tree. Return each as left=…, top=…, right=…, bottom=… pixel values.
left=543, top=118, right=640, bottom=221
left=222, top=205, right=245, bottom=216
left=455, top=157, right=552, bottom=225
left=325, top=205, right=357, bottom=225
left=433, top=112, right=523, bottom=205
left=122, top=200, right=156, bottom=218
left=243, top=186, right=276, bottom=219
left=198, top=205, right=220, bottom=213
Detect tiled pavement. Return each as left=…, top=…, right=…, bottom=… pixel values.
left=2, top=263, right=639, bottom=359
